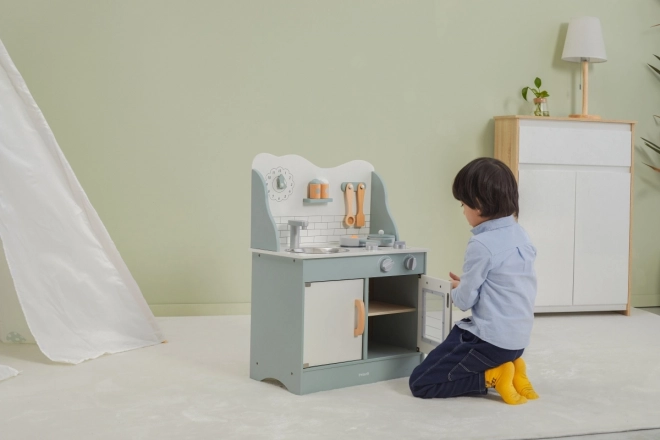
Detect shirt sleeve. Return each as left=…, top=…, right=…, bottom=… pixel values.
left=451, top=239, right=492, bottom=311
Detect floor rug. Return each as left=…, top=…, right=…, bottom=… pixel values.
left=1, top=309, right=659, bottom=440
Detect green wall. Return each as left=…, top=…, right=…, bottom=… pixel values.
left=1, top=0, right=659, bottom=314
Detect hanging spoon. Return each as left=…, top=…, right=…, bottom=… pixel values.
left=344, top=183, right=356, bottom=227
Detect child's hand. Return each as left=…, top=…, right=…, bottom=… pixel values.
left=449, top=272, right=461, bottom=289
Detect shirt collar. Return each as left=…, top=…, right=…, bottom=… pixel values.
left=471, top=215, right=516, bottom=235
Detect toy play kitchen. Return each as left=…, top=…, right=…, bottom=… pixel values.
left=250, top=154, right=452, bottom=394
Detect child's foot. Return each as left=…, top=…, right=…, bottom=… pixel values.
left=485, top=362, right=528, bottom=405
left=512, top=357, right=539, bottom=399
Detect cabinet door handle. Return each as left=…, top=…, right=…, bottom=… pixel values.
left=354, top=299, right=365, bottom=337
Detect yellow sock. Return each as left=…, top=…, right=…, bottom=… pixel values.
left=512, top=357, right=539, bottom=400
left=485, top=362, right=527, bottom=405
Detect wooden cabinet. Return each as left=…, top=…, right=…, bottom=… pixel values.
left=495, top=116, right=634, bottom=314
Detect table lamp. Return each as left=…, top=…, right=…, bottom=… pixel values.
left=562, top=16, right=607, bottom=120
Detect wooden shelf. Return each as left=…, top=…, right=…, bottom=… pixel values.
left=303, top=198, right=333, bottom=204
left=368, top=301, right=415, bottom=317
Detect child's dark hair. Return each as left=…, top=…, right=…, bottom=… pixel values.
left=452, top=158, right=519, bottom=219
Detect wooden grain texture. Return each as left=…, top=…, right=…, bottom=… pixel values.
left=494, top=115, right=635, bottom=124
left=623, top=123, right=637, bottom=316
left=494, top=118, right=520, bottom=179
left=368, top=300, right=416, bottom=317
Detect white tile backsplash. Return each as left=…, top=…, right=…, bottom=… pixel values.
left=275, top=216, right=369, bottom=245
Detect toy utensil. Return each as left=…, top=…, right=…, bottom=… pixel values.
left=355, top=182, right=366, bottom=227
left=344, top=183, right=356, bottom=227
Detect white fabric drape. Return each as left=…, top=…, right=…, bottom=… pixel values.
left=0, top=39, right=163, bottom=378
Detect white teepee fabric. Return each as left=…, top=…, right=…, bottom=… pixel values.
left=0, top=39, right=163, bottom=380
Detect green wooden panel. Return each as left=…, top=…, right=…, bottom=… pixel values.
left=369, top=171, right=398, bottom=240
left=303, top=253, right=425, bottom=282
left=251, top=170, right=279, bottom=251
left=301, top=353, right=422, bottom=394
left=250, top=253, right=304, bottom=393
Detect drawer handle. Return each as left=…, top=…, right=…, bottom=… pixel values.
left=354, top=299, right=365, bottom=337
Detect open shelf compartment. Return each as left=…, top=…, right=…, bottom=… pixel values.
left=365, top=275, right=420, bottom=360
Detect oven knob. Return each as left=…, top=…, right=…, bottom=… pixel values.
left=404, top=256, right=417, bottom=271
left=380, top=257, right=394, bottom=273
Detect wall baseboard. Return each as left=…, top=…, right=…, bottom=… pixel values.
left=632, top=295, right=660, bottom=308
left=149, top=303, right=251, bottom=317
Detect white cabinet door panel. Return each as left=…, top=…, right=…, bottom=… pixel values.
left=519, top=120, right=631, bottom=167
left=573, top=172, right=631, bottom=306
left=304, top=279, right=364, bottom=368
left=518, top=169, right=576, bottom=307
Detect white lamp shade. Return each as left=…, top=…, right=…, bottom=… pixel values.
left=562, top=16, right=607, bottom=63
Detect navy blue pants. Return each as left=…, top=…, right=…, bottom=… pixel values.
left=409, top=321, right=524, bottom=398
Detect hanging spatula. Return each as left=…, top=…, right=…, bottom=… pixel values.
left=355, top=182, right=366, bottom=228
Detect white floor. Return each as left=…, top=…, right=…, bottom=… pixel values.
left=547, top=307, right=660, bottom=440
left=1, top=308, right=660, bottom=440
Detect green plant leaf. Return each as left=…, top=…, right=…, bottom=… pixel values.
left=643, top=162, right=660, bottom=172
left=645, top=142, right=660, bottom=155
left=654, top=54, right=660, bottom=62
left=642, top=137, right=660, bottom=155
left=649, top=63, right=660, bottom=76
left=642, top=137, right=660, bottom=148
left=522, top=87, right=528, bottom=101
left=539, top=91, right=549, bottom=98
left=534, top=77, right=541, bottom=88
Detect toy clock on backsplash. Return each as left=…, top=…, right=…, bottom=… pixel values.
left=249, top=153, right=453, bottom=394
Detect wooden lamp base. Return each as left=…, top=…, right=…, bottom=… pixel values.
left=569, top=114, right=601, bottom=120
left=573, top=61, right=601, bottom=120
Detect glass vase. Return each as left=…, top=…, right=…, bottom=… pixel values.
left=533, top=98, right=549, bottom=117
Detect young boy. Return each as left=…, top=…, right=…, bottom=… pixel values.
left=409, top=157, right=538, bottom=405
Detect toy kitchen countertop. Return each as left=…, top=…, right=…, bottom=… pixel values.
left=249, top=154, right=451, bottom=395
left=250, top=244, right=429, bottom=260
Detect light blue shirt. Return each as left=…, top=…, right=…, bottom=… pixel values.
left=452, top=215, right=537, bottom=350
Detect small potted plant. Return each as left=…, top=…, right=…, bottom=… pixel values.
left=522, top=77, right=550, bottom=116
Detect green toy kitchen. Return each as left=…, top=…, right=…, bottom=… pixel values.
left=250, top=154, right=452, bottom=395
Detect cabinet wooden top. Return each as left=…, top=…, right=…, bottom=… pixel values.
left=494, top=115, right=636, bottom=125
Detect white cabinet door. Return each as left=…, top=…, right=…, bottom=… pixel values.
left=417, top=275, right=452, bottom=355
left=518, top=169, right=576, bottom=307
left=573, top=171, right=631, bottom=306
left=303, top=279, right=364, bottom=368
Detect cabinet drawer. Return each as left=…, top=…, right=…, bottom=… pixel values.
left=519, top=120, right=631, bottom=167
left=303, top=253, right=426, bottom=282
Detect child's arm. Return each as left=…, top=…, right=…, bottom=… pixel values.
left=450, top=240, right=492, bottom=311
